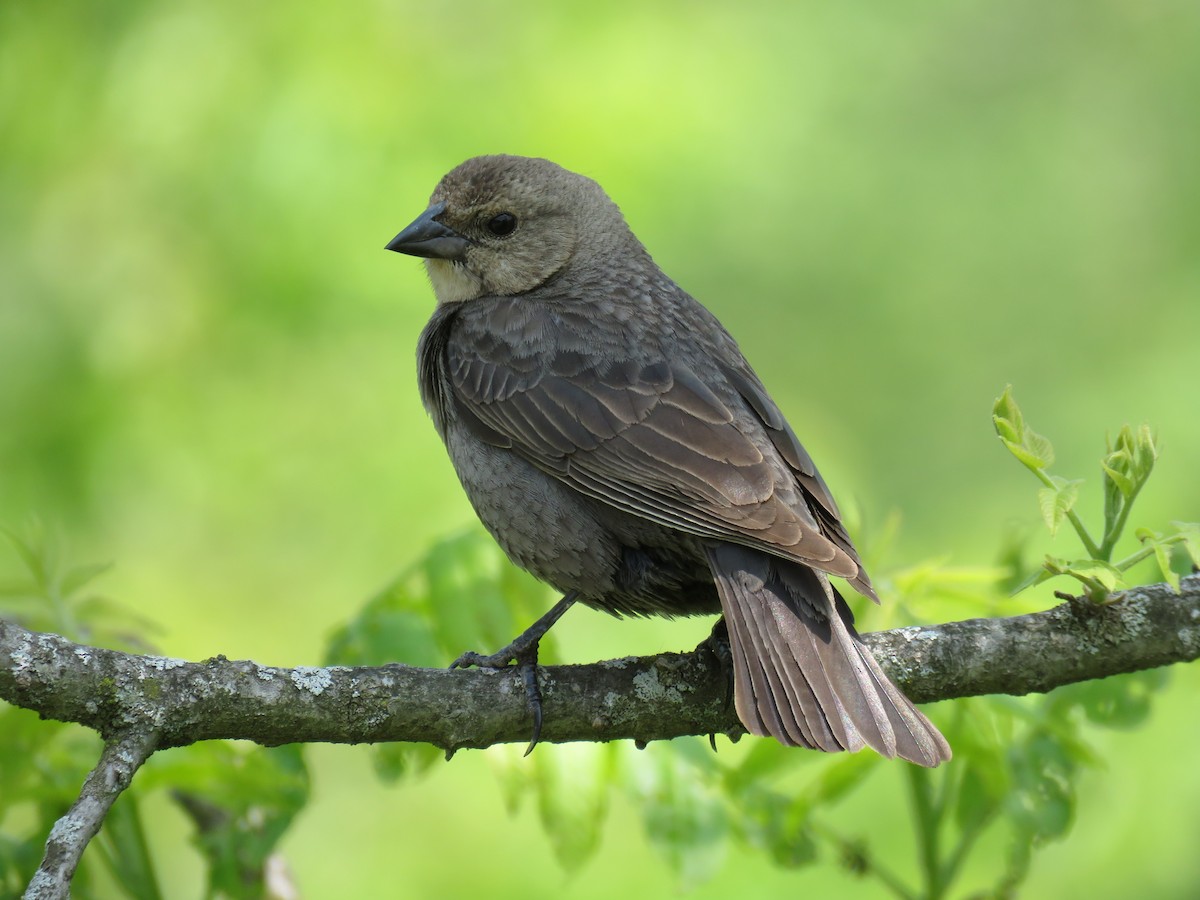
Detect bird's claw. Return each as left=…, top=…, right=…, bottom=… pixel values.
left=701, top=618, right=735, bottom=710
left=447, top=592, right=580, bottom=756
left=449, top=641, right=545, bottom=754
left=449, top=649, right=517, bottom=670
left=521, top=661, right=543, bottom=755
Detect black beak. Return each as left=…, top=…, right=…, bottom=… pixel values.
left=385, top=202, right=471, bottom=260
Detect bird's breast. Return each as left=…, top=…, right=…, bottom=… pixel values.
left=440, top=419, right=623, bottom=597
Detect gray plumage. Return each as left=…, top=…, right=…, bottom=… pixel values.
left=387, top=155, right=950, bottom=767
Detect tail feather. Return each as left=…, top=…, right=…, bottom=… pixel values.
left=765, top=580, right=862, bottom=752
left=855, top=634, right=952, bottom=766
left=721, top=587, right=786, bottom=739
left=732, top=576, right=841, bottom=749
left=706, top=544, right=951, bottom=767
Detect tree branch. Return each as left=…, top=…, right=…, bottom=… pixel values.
left=22, top=730, right=158, bottom=900
left=2, top=575, right=1198, bottom=753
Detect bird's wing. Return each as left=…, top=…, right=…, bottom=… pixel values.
left=445, top=309, right=870, bottom=585
left=717, top=362, right=877, bottom=600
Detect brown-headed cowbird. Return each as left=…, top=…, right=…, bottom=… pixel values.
left=386, top=155, right=950, bottom=766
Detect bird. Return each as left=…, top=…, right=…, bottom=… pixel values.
left=385, top=155, right=951, bottom=767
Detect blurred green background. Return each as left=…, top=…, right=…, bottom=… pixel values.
left=2, top=0, right=1199, bottom=896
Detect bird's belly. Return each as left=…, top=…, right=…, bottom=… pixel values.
left=442, top=422, right=720, bottom=618
left=443, top=424, right=623, bottom=595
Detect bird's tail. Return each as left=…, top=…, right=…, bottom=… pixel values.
left=705, top=544, right=951, bottom=767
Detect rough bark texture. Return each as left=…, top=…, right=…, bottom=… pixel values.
left=5, top=574, right=1199, bottom=899
left=4, top=574, right=1198, bottom=752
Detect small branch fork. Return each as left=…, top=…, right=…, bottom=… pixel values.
left=22, top=730, right=159, bottom=900
left=2, top=574, right=1199, bottom=896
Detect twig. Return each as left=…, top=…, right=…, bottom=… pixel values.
left=22, top=730, right=159, bottom=900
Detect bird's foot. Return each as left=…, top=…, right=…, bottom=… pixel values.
left=697, top=618, right=739, bottom=751
left=699, top=618, right=734, bottom=709
left=449, top=643, right=527, bottom=671
left=449, top=591, right=580, bottom=755
left=451, top=640, right=546, bottom=754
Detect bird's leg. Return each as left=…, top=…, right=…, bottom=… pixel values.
left=450, top=590, right=580, bottom=754
left=698, top=618, right=737, bottom=751
left=450, top=591, right=579, bottom=669
left=700, top=617, right=735, bottom=708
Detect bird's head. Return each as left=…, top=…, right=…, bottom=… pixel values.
left=386, top=155, right=631, bottom=304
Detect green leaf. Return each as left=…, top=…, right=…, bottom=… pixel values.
left=1057, top=670, right=1169, bottom=731
left=1025, top=429, right=1055, bottom=468
left=71, top=595, right=162, bottom=653
left=0, top=707, right=116, bottom=891
left=423, top=533, right=518, bottom=654
left=1045, top=557, right=1125, bottom=593
left=531, top=742, right=616, bottom=872
left=325, top=529, right=553, bottom=670
left=60, top=560, right=113, bottom=596
left=325, top=600, right=442, bottom=668
left=948, top=703, right=1012, bottom=835
left=1103, top=463, right=1122, bottom=537
left=636, top=743, right=729, bottom=887
left=1068, top=560, right=1125, bottom=592
left=725, top=739, right=811, bottom=792
left=1006, top=733, right=1075, bottom=842
left=1101, top=424, right=1156, bottom=502
left=1133, top=424, right=1158, bottom=482
left=370, top=743, right=443, bottom=784
left=1000, top=432, right=1054, bottom=471
left=0, top=526, right=49, bottom=588
left=486, top=743, right=535, bottom=817
left=803, top=752, right=880, bottom=809
left=1135, top=528, right=1180, bottom=591
left=326, top=530, right=562, bottom=789
left=1171, top=521, right=1200, bottom=569
left=145, top=744, right=309, bottom=899
left=955, top=762, right=1006, bottom=836
left=0, top=528, right=158, bottom=651
left=489, top=742, right=616, bottom=872
left=1101, top=457, right=1135, bottom=499
left=0, top=706, right=89, bottom=809
left=1008, top=566, right=1055, bottom=596
left=94, top=794, right=162, bottom=900
left=736, top=790, right=817, bottom=869
left=1037, top=477, right=1081, bottom=536
left=992, top=389, right=1055, bottom=471
left=992, top=386, right=1024, bottom=443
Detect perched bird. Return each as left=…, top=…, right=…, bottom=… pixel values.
left=386, top=155, right=950, bottom=767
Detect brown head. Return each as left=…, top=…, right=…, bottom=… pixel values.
left=386, top=155, right=638, bottom=304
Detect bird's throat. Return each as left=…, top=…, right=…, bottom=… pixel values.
left=426, top=258, right=485, bottom=305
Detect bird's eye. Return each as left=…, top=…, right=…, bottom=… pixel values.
left=486, top=212, right=518, bottom=237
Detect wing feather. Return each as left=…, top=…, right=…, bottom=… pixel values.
left=446, top=313, right=863, bottom=578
